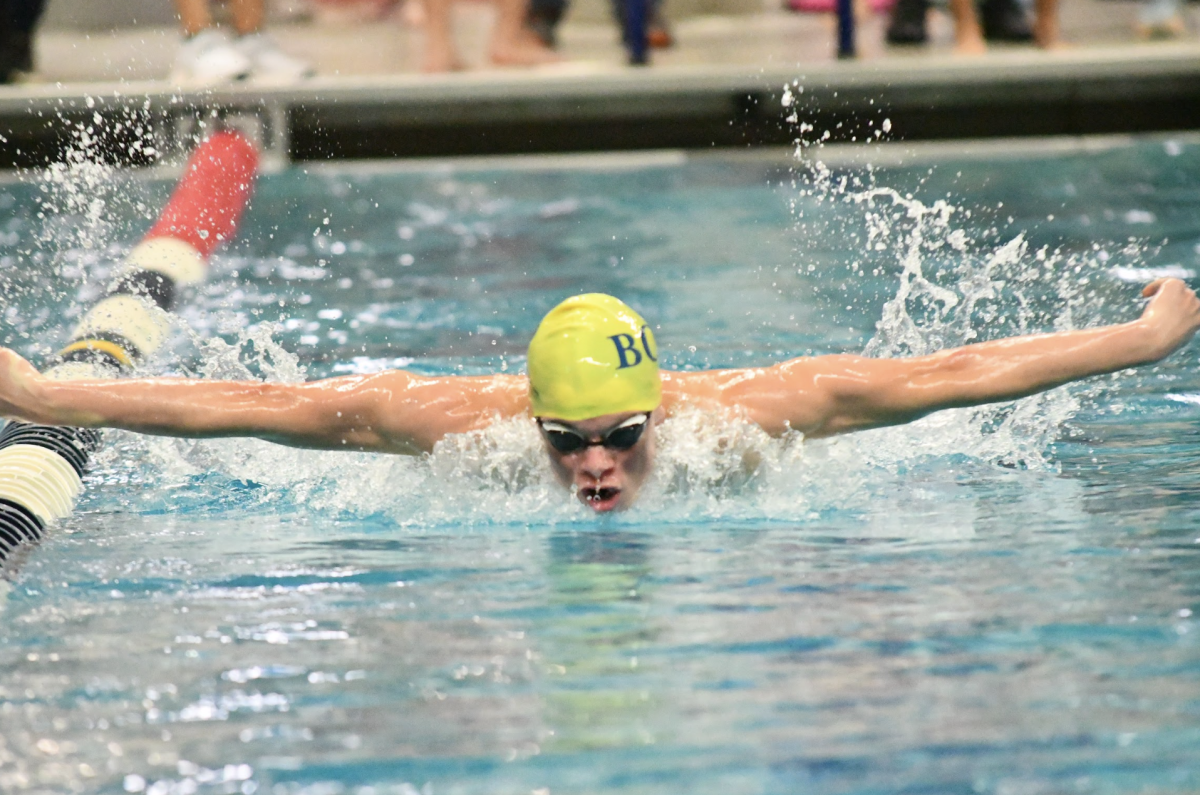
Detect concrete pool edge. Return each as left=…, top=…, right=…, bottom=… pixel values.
left=298, top=132, right=1200, bottom=174
left=3, top=130, right=1199, bottom=183
left=0, top=44, right=1199, bottom=166
left=4, top=130, right=1199, bottom=184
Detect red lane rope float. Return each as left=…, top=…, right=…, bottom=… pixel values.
left=146, top=130, right=259, bottom=259
left=0, top=131, right=260, bottom=575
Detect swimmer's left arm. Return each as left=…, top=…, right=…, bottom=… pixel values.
left=729, top=277, right=1200, bottom=438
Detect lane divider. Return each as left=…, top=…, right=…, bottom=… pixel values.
left=0, top=131, right=259, bottom=573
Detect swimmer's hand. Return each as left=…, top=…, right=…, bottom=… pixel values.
left=0, top=348, right=55, bottom=425
left=1138, top=277, right=1200, bottom=360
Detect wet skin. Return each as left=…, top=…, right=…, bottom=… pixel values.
left=540, top=409, right=662, bottom=513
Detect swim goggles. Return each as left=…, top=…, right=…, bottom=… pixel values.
left=536, top=413, right=650, bottom=454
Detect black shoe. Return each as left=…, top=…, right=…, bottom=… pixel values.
left=526, top=15, right=557, bottom=47
left=526, top=2, right=566, bottom=48
left=980, top=0, right=1033, bottom=41
left=647, top=9, right=673, bottom=48
left=886, top=0, right=929, bottom=44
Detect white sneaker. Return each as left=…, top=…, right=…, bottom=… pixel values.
left=170, top=29, right=253, bottom=85
left=235, top=33, right=315, bottom=84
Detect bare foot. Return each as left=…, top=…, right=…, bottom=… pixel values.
left=1034, top=19, right=1067, bottom=49
left=490, top=37, right=562, bottom=67
left=401, top=0, right=426, bottom=26
left=422, top=37, right=465, bottom=72
left=947, top=0, right=986, bottom=56
left=953, top=33, right=987, bottom=55
left=518, top=27, right=553, bottom=50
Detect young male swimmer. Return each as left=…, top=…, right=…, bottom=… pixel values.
left=0, top=282, right=1198, bottom=513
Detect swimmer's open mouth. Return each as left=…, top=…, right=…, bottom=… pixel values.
left=580, top=487, right=621, bottom=511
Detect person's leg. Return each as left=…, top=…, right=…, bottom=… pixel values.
left=949, top=0, right=986, bottom=53
left=175, top=0, right=214, bottom=36
left=1032, top=0, right=1060, bottom=47
left=230, top=0, right=266, bottom=35
left=422, top=0, right=463, bottom=71
left=491, top=0, right=559, bottom=66
left=0, top=0, right=16, bottom=83
left=609, top=0, right=665, bottom=53
left=9, top=0, right=44, bottom=71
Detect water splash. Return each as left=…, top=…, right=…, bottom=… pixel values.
left=0, top=117, right=160, bottom=356
left=784, top=147, right=1106, bottom=481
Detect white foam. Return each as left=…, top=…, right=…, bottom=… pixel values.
left=1108, top=265, right=1196, bottom=283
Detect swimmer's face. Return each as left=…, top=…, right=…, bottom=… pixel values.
left=537, top=408, right=660, bottom=513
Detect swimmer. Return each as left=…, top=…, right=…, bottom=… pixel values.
left=1, top=283, right=1198, bottom=513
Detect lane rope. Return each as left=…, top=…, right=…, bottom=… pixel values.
left=0, top=131, right=259, bottom=576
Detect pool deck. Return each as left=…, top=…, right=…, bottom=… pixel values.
left=3, top=0, right=1200, bottom=165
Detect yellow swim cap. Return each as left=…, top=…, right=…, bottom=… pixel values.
left=528, top=294, right=661, bottom=421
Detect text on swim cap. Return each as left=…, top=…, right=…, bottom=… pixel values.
left=609, top=326, right=657, bottom=369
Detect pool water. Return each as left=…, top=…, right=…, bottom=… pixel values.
left=3, top=138, right=1200, bottom=794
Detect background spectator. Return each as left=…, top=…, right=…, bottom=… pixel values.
left=888, top=0, right=1035, bottom=45
left=0, top=0, right=45, bottom=83
left=948, top=0, right=1058, bottom=50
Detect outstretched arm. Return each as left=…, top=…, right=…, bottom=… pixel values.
left=676, top=278, right=1200, bottom=438
left=0, top=353, right=529, bottom=454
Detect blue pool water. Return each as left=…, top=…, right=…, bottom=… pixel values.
left=3, top=138, right=1200, bottom=794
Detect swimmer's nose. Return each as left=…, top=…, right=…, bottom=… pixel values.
left=577, top=445, right=616, bottom=480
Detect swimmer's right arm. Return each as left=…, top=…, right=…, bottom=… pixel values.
left=673, top=277, right=1200, bottom=438
left=0, top=349, right=529, bottom=454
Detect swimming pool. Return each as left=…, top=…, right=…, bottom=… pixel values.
left=3, top=137, right=1200, bottom=794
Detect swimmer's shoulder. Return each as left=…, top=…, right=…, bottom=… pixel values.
left=660, top=356, right=849, bottom=402
left=659, top=358, right=839, bottom=435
